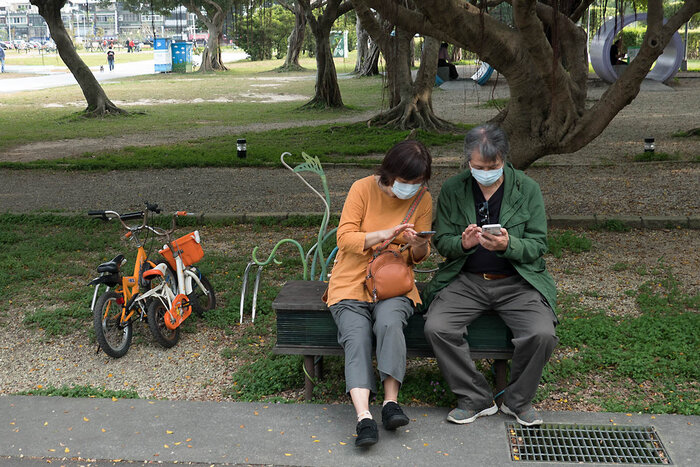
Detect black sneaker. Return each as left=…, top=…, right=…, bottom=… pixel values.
left=381, top=402, right=410, bottom=430
left=355, top=418, right=379, bottom=447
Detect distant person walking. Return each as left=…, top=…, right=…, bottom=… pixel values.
left=107, top=46, right=115, bottom=71
left=0, top=46, right=5, bottom=73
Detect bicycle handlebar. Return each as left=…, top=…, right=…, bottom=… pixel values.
left=87, top=210, right=143, bottom=222
left=88, top=204, right=195, bottom=241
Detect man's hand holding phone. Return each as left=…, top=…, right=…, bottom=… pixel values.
left=481, top=224, right=502, bottom=236
left=478, top=224, right=509, bottom=251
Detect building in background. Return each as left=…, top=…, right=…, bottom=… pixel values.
left=0, top=0, right=197, bottom=44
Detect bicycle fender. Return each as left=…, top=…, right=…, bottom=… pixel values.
left=143, top=263, right=167, bottom=280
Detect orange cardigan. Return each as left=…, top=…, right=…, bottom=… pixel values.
left=326, top=175, right=433, bottom=307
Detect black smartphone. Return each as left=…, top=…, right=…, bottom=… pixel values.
left=417, top=230, right=436, bottom=237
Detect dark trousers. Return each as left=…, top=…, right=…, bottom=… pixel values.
left=438, top=59, right=459, bottom=80
left=424, top=272, right=557, bottom=412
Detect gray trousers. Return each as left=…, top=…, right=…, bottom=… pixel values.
left=329, top=297, right=414, bottom=394
left=424, top=272, right=558, bottom=412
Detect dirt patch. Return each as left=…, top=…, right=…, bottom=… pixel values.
left=40, top=93, right=310, bottom=108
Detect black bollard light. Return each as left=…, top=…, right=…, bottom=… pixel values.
left=237, top=138, right=247, bottom=158
left=644, top=137, right=655, bottom=153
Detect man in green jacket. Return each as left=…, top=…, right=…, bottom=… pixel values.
left=422, top=124, right=557, bottom=427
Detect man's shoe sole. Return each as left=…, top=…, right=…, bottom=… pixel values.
left=355, top=435, right=378, bottom=447
left=446, top=403, right=498, bottom=424
left=383, top=414, right=409, bottom=430
left=500, top=404, right=543, bottom=426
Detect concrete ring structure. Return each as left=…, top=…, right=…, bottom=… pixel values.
left=590, top=13, right=683, bottom=83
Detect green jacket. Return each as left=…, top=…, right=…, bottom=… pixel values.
left=419, top=163, right=557, bottom=315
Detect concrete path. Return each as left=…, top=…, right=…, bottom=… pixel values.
left=0, top=51, right=249, bottom=94
left=1, top=396, right=698, bottom=466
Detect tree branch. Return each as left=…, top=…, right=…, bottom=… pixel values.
left=352, top=0, right=392, bottom=51
left=361, top=0, right=462, bottom=48
left=569, top=0, right=595, bottom=23
left=338, top=0, right=353, bottom=16
left=278, top=0, right=294, bottom=12
left=187, top=1, right=212, bottom=28
left=513, top=0, right=553, bottom=81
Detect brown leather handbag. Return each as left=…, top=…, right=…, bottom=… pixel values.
left=365, top=248, right=415, bottom=302
left=364, top=187, right=427, bottom=302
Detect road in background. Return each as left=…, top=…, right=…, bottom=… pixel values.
left=0, top=51, right=249, bottom=94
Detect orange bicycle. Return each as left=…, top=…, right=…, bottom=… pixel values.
left=89, top=203, right=215, bottom=357
left=88, top=203, right=176, bottom=357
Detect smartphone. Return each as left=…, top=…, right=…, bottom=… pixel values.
left=417, top=230, right=436, bottom=237
left=482, top=224, right=502, bottom=235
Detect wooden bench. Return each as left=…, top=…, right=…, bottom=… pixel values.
left=272, top=280, right=515, bottom=402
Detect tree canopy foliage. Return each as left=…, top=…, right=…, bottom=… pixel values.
left=357, top=0, right=700, bottom=168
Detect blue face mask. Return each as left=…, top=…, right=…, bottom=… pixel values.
left=470, top=165, right=503, bottom=186
left=391, top=181, right=422, bottom=199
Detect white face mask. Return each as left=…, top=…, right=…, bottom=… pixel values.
left=470, top=165, right=503, bottom=186
left=391, top=181, right=422, bottom=199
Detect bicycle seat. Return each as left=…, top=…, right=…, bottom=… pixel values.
left=97, top=254, right=125, bottom=273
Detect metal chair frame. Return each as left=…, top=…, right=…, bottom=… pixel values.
left=240, top=152, right=337, bottom=323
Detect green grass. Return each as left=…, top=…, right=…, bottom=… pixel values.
left=226, top=354, right=305, bottom=401
left=671, top=128, right=700, bottom=138
left=4, top=50, right=155, bottom=67
left=632, top=151, right=678, bottom=162
left=16, top=384, right=139, bottom=399
left=541, top=266, right=700, bottom=415
left=685, top=59, right=700, bottom=72
left=476, top=98, right=509, bottom=109
left=595, top=219, right=631, bottom=232
left=0, top=59, right=386, bottom=153
left=3, top=215, right=698, bottom=414
left=0, top=123, right=466, bottom=170
left=547, top=230, right=593, bottom=258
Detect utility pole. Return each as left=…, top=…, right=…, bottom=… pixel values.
left=150, top=0, right=155, bottom=42
left=681, top=22, right=688, bottom=71
left=84, top=0, right=89, bottom=38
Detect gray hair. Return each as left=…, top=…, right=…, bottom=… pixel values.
left=462, top=124, right=509, bottom=168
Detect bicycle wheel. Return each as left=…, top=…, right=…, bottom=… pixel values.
left=147, top=299, right=181, bottom=348
left=188, top=272, right=216, bottom=317
left=93, top=291, right=132, bottom=358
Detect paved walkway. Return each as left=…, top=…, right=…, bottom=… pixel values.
left=1, top=396, right=698, bottom=466
left=0, top=51, right=249, bottom=94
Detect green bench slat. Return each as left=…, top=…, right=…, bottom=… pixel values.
left=273, top=280, right=514, bottom=354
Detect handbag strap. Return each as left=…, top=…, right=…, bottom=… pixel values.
left=376, top=186, right=428, bottom=253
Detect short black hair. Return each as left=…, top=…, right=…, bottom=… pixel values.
left=376, top=140, right=432, bottom=186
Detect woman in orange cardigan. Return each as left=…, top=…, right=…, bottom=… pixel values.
left=326, top=140, right=433, bottom=447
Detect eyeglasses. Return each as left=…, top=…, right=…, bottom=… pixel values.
left=477, top=201, right=489, bottom=226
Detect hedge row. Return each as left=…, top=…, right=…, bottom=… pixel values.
left=620, top=27, right=700, bottom=60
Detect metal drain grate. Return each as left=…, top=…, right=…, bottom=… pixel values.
left=506, top=423, right=672, bottom=464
